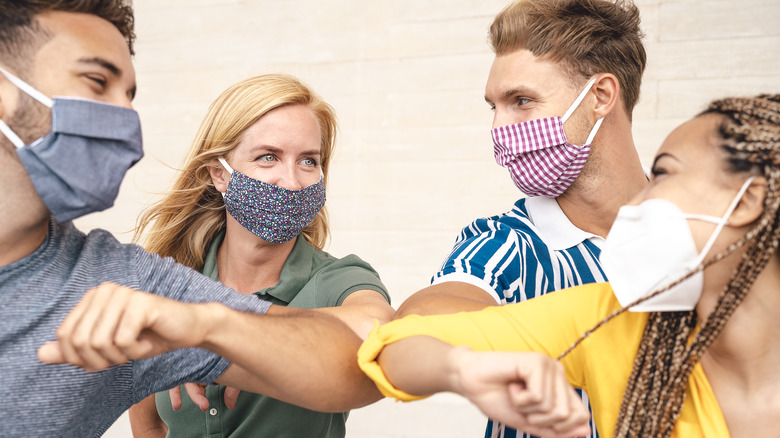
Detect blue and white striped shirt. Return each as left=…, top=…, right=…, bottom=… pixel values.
left=432, top=196, right=606, bottom=438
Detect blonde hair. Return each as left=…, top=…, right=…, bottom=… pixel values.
left=135, top=74, right=337, bottom=270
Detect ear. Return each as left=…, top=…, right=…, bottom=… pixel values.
left=207, top=159, right=231, bottom=194
left=729, top=176, right=767, bottom=227
left=591, top=73, right=620, bottom=120
left=0, top=71, right=11, bottom=120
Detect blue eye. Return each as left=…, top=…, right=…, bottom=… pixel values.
left=301, top=157, right=319, bottom=166
left=258, top=154, right=276, bottom=162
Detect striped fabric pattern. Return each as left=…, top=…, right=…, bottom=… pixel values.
left=492, top=116, right=590, bottom=197
left=432, top=198, right=604, bottom=438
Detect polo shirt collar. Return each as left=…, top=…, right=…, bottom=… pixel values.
left=202, top=231, right=314, bottom=305
left=524, top=196, right=603, bottom=251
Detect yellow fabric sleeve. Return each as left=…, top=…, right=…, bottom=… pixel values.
left=358, top=282, right=623, bottom=401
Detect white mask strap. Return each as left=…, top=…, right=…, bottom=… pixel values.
left=561, top=78, right=597, bottom=123
left=218, top=157, right=234, bottom=175
left=0, top=119, right=25, bottom=148
left=690, top=175, right=756, bottom=267
left=0, top=67, right=53, bottom=108
left=584, top=117, right=604, bottom=145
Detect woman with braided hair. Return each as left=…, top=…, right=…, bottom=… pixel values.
left=357, top=94, right=780, bottom=438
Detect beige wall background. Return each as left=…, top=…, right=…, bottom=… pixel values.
left=95, top=0, right=779, bottom=436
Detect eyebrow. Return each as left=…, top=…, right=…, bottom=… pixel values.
left=651, top=152, right=678, bottom=168
left=484, top=85, right=537, bottom=105
left=76, top=57, right=137, bottom=100
left=249, top=145, right=321, bottom=156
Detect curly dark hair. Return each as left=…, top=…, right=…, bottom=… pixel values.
left=0, top=0, right=135, bottom=74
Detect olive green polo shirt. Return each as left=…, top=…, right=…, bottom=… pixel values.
left=156, top=232, right=389, bottom=438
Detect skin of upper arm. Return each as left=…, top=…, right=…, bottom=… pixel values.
left=394, top=281, right=498, bottom=320
left=315, top=289, right=394, bottom=339
left=129, top=394, right=167, bottom=438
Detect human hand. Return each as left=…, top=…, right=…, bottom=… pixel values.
left=37, top=282, right=213, bottom=371
left=450, top=347, right=590, bottom=438
left=171, top=383, right=240, bottom=411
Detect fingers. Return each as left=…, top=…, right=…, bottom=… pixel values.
left=455, top=350, right=589, bottom=438
left=184, top=382, right=209, bottom=412
left=508, top=357, right=590, bottom=437
left=170, top=386, right=183, bottom=411
left=551, top=386, right=591, bottom=436
left=55, top=283, right=134, bottom=371
left=37, top=341, right=65, bottom=364
left=224, top=387, right=241, bottom=410
left=40, top=283, right=168, bottom=371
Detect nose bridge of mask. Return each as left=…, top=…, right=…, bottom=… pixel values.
left=686, top=175, right=756, bottom=269
left=0, top=66, right=54, bottom=148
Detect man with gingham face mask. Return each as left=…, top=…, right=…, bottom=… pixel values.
left=392, top=1, right=650, bottom=437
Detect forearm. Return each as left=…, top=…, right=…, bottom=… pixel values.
left=377, top=336, right=467, bottom=397
left=202, top=304, right=382, bottom=411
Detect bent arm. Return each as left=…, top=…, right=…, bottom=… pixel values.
left=375, top=336, right=591, bottom=438
left=37, top=283, right=382, bottom=413
left=358, top=284, right=616, bottom=400
left=394, top=281, right=498, bottom=320
left=315, top=289, right=394, bottom=339
left=211, top=305, right=383, bottom=411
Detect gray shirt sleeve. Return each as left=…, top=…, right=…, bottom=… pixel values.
left=128, top=247, right=271, bottom=403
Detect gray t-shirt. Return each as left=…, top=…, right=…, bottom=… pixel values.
left=0, top=220, right=271, bottom=437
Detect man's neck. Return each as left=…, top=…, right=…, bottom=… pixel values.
left=0, top=153, right=51, bottom=266
left=555, top=125, right=648, bottom=237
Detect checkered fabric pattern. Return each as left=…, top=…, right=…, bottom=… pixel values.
left=492, top=116, right=590, bottom=198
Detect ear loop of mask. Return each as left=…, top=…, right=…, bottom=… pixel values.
left=561, top=77, right=604, bottom=146
left=218, top=157, right=234, bottom=175
left=683, top=175, right=756, bottom=271
left=0, top=66, right=54, bottom=148
left=217, top=158, right=234, bottom=199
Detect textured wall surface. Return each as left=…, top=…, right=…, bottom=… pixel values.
left=94, top=0, right=779, bottom=436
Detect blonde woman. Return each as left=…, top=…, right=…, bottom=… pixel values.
left=129, top=74, right=392, bottom=438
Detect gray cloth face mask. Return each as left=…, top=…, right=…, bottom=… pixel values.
left=0, top=67, right=143, bottom=222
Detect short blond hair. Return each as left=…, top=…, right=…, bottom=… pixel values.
left=490, top=0, right=646, bottom=117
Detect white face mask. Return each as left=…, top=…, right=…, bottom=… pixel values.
left=601, top=176, right=755, bottom=312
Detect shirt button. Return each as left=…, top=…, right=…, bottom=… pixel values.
left=209, top=408, right=218, bottom=416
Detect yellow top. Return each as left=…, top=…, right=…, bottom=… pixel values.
left=358, top=282, right=730, bottom=438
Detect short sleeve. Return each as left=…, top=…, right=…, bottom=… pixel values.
left=431, top=217, right=524, bottom=303
left=128, top=247, right=272, bottom=402
left=132, top=247, right=271, bottom=314
left=358, top=282, right=629, bottom=400
left=313, top=254, right=390, bottom=307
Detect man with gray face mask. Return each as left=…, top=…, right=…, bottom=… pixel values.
left=0, top=2, right=384, bottom=437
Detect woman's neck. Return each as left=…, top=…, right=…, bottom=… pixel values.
left=700, top=255, right=780, bottom=390
left=215, top=218, right=296, bottom=295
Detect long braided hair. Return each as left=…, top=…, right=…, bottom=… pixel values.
left=559, top=94, right=780, bottom=437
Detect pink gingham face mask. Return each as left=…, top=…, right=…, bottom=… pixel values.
left=491, top=78, right=604, bottom=198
